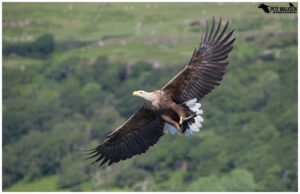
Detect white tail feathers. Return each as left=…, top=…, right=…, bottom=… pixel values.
left=163, top=98, right=204, bottom=136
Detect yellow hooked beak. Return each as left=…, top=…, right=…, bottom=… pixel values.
left=132, top=91, right=139, bottom=96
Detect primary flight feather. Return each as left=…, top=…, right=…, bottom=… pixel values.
left=88, top=17, right=235, bottom=166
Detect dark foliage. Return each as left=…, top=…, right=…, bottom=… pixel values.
left=3, top=34, right=54, bottom=58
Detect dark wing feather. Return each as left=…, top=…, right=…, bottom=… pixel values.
left=162, top=17, right=235, bottom=104
left=88, top=108, right=165, bottom=166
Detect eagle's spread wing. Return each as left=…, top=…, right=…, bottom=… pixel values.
left=162, top=17, right=235, bottom=104
left=88, top=108, right=165, bottom=166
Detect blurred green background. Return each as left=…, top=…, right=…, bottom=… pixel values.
left=2, top=2, right=298, bottom=191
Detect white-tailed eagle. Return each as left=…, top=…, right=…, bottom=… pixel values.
left=88, top=17, right=235, bottom=166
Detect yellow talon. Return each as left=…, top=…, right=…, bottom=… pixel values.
left=179, top=117, right=183, bottom=125
left=177, top=125, right=184, bottom=134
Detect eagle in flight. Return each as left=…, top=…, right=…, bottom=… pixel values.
left=88, top=17, right=235, bottom=166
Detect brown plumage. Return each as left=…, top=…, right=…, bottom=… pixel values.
left=88, top=17, right=235, bottom=166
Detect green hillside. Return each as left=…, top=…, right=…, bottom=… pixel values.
left=3, top=2, right=297, bottom=191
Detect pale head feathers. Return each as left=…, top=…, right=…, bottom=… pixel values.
left=132, top=90, right=155, bottom=101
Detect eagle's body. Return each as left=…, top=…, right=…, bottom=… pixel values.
left=140, top=90, right=167, bottom=110
left=137, top=90, right=198, bottom=133
left=88, top=17, right=235, bottom=166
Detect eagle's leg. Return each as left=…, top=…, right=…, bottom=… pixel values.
left=179, top=115, right=196, bottom=125
left=170, top=103, right=189, bottom=126
left=161, top=114, right=184, bottom=134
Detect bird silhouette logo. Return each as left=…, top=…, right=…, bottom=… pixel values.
left=289, top=2, right=296, bottom=8
left=258, top=3, right=270, bottom=13
left=258, top=2, right=297, bottom=14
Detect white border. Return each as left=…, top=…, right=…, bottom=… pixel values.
left=1, top=0, right=299, bottom=194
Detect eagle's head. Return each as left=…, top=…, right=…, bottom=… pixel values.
left=132, top=90, right=154, bottom=101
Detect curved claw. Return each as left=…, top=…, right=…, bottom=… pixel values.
left=177, top=124, right=185, bottom=134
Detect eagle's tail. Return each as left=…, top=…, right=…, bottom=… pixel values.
left=182, top=98, right=204, bottom=136
left=163, top=98, right=204, bottom=136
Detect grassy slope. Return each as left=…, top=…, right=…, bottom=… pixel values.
left=3, top=2, right=295, bottom=67
left=5, top=175, right=68, bottom=192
